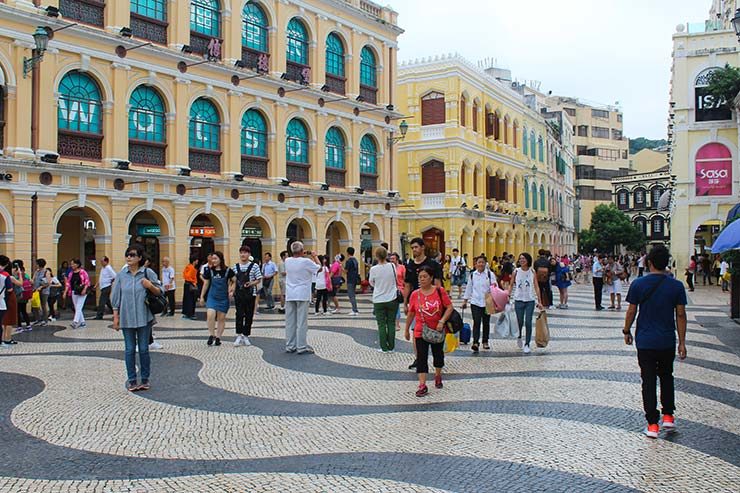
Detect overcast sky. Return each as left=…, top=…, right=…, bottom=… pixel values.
left=393, top=0, right=711, bottom=140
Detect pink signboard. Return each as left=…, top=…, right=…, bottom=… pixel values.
left=695, top=143, right=733, bottom=196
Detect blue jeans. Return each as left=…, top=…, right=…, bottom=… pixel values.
left=514, top=300, right=536, bottom=347
left=122, top=325, right=151, bottom=384
left=347, top=282, right=358, bottom=312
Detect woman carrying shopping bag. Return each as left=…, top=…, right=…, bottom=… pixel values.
left=509, top=253, right=543, bottom=354
left=405, top=265, right=454, bottom=397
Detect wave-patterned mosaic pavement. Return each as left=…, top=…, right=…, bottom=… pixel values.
left=1, top=283, right=738, bottom=492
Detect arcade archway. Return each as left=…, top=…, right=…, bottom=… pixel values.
left=241, top=215, right=274, bottom=261
left=325, top=220, right=351, bottom=259
left=189, top=213, right=225, bottom=265
left=128, top=210, right=171, bottom=272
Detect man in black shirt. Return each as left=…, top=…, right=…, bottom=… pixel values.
left=403, top=237, right=443, bottom=369
left=533, top=249, right=553, bottom=308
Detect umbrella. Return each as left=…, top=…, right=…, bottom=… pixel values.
left=727, top=203, right=740, bottom=223
left=712, top=220, right=740, bottom=253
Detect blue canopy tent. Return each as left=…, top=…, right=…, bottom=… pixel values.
left=712, top=219, right=740, bottom=253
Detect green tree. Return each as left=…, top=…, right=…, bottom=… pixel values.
left=706, top=64, right=740, bottom=110
left=578, top=204, right=646, bottom=253
left=629, top=137, right=668, bottom=154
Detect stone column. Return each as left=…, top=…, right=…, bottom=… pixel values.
left=169, top=0, right=191, bottom=50
left=12, top=191, right=33, bottom=262
left=172, top=78, right=191, bottom=171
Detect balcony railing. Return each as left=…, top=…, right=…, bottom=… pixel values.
left=359, top=84, right=378, bottom=105
left=190, top=32, right=221, bottom=58
left=287, top=162, right=310, bottom=183
left=59, top=0, right=104, bottom=27
left=58, top=130, right=102, bottom=160
left=324, top=73, right=346, bottom=95
left=360, top=173, right=377, bottom=192
left=421, top=193, right=445, bottom=209
left=285, top=61, right=311, bottom=84
left=241, top=156, right=268, bottom=178
left=131, top=13, right=168, bottom=45
left=241, top=47, right=270, bottom=72
left=421, top=124, right=445, bottom=141
left=129, top=141, right=166, bottom=167
left=189, top=148, right=221, bottom=173
left=326, top=168, right=346, bottom=188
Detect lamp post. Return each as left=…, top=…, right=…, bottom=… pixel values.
left=387, top=119, right=409, bottom=147
left=22, top=26, right=50, bottom=78
left=732, top=9, right=740, bottom=40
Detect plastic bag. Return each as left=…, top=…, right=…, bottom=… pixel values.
left=444, top=332, right=459, bottom=353
left=31, top=290, right=41, bottom=309
left=495, top=311, right=509, bottom=338
left=535, top=310, right=550, bottom=348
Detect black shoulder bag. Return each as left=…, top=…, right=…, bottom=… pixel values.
left=144, top=268, right=168, bottom=315
left=390, top=263, right=404, bottom=304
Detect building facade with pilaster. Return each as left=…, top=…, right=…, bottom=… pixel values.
left=0, top=0, right=403, bottom=287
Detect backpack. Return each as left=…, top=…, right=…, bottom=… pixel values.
left=235, top=262, right=255, bottom=293
left=436, top=287, right=463, bottom=334
left=21, top=276, right=33, bottom=301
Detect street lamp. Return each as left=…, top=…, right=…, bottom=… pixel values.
left=23, top=26, right=50, bottom=77
left=732, top=9, right=740, bottom=40
left=387, top=120, right=408, bottom=147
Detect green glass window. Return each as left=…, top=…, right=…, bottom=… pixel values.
left=325, top=127, right=345, bottom=169
left=360, top=135, right=378, bottom=174
left=540, top=185, right=545, bottom=211
left=523, top=127, right=528, bottom=156
left=287, top=18, right=308, bottom=65
left=191, top=0, right=220, bottom=37
left=360, top=47, right=377, bottom=87
left=241, top=109, right=267, bottom=157
left=57, top=71, right=102, bottom=134
left=286, top=118, right=308, bottom=163
left=530, top=130, right=536, bottom=158
left=538, top=136, right=544, bottom=162
left=524, top=180, right=529, bottom=208
left=129, top=86, right=165, bottom=143
left=325, top=33, right=345, bottom=77
left=189, top=98, right=220, bottom=150
left=531, top=183, right=537, bottom=210
left=242, top=2, right=267, bottom=52
left=131, top=0, right=166, bottom=21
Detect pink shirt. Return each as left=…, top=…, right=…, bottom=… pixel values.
left=66, top=269, right=91, bottom=296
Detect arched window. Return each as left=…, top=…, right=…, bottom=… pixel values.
left=131, top=0, right=168, bottom=44
left=634, top=217, right=647, bottom=236
left=286, top=18, right=309, bottom=83
left=57, top=71, right=103, bottom=159
left=493, top=112, right=500, bottom=140
left=538, top=136, right=544, bottom=162
left=190, top=0, right=221, bottom=56
left=530, top=130, right=536, bottom=157
left=523, top=127, right=528, bottom=156
left=421, top=91, right=445, bottom=126
left=651, top=216, right=665, bottom=237
left=360, top=46, right=377, bottom=104
left=360, top=135, right=378, bottom=191
left=634, top=188, right=646, bottom=208
left=240, top=109, right=268, bottom=178
left=531, top=182, right=538, bottom=210
left=460, top=164, right=467, bottom=194
left=0, top=86, right=5, bottom=150
left=325, top=33, right=346, bottom=94
left=472, top=102, right=479, bottom=132
left=617, top=189, right=628, bottom=210
left=59, top=0, right=104, bottom=26
left=459, top=95, right=466, bottom=127
left=539, top=185, right=545, bottom=211
left=286, top=118, right=309, bottom=183
left=503, top=116, right=509, bottom=144
left=473, top=167, right=479, bottom=196
left=513, top=121, right=518, bottom=148
left=241, top=1, right=268, bottom=70
left=651, top=186, right=663, bottom=206
left=188, top=98, right=221, bottom=172
left=524, top=179, right=529, bottom=208
left=128, top=86, right=166, bottom=166
left=421, top=160, right=445, bottom=194
left=324, top=127, right=346, bottom=187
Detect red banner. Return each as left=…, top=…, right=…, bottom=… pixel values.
left=696, top=143, right=733, bottom=196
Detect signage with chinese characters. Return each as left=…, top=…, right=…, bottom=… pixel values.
left=300, top=67, right=311, bottom=85
left=206, top=38, right=221, bottom=61
left=137, top=225, right=161, bottom=236
left=241, top=226, right=262, bottom=238
left=190, top=226, right=216, bottom=238
left=257, top=53, right=269, bottom=74
left=695, top=143, right=733, bottom=196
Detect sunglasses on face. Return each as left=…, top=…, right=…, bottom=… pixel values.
left=126, top=252, right=140, bottom=258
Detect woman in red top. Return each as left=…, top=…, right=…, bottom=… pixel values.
left=404, top=265, right=453, bottom=397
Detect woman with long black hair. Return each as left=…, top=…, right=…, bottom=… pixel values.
left=199, top=251, right=235, bottom=346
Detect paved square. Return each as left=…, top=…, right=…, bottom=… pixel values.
left=1, top=283, right=738, bottom=492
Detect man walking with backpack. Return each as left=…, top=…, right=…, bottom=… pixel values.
left=232, top=246, right=262, bottom=347
left=622, top=245, right=687, bottom=439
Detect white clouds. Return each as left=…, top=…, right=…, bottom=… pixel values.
left=393, top=0, right=709, bottom=139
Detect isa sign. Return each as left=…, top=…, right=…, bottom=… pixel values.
left=695, top=143, right=733, bottom=196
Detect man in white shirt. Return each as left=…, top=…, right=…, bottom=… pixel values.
left=450, top=248, right=466, bottom=299
left=284, top=241, right=320, bottom=354
left=462, top=255, right=497, bottom=353
left=720, top=259, right=730, bottom=292
left=94, top=256, right=117, bottom=320
left=638, top=254, right=646, bottom=278
left=161, top=257, right=176, bottom=317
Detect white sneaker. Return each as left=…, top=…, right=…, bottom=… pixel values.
left=234, top=335, right=244, bottom=347
left=149, top=341, right=163, bottom=350
left=523, top=344, right=531, bottom=354
left=243, top=337, right=252, bottom=346
left=517, top=338, right=523, bottom=349
left=329, top=308, right=337, bottom=314
left=349, top=311, right=359, bottom=316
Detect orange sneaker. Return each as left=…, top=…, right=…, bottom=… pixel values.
left=645, top=423, right=659, bottom=439
left=661, top=414, right=675, bottom=430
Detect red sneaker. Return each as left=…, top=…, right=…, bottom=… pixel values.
left=434, top=375, right=443, bottom=389
left=661, top=414, right=675, bottom=430
left=415, top=384, right=428, bottom=397
left=645, top=423, right=659, bottom=439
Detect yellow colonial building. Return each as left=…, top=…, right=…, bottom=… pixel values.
left=0, top=0, right=403, bottom=283
left=669, top=2, right=740, bottom=269
left=396, top=54, right=576, bottom=259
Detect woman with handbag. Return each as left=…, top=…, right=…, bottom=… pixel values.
left=369, top=247, right=400, bottom=353
left=329, top=255, right=344, bottom=314
left=111, top=244, right=164, bottom=392
left=405, top=265, right=454, bottom=396
left=66, top=258, right=90, bottom=329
